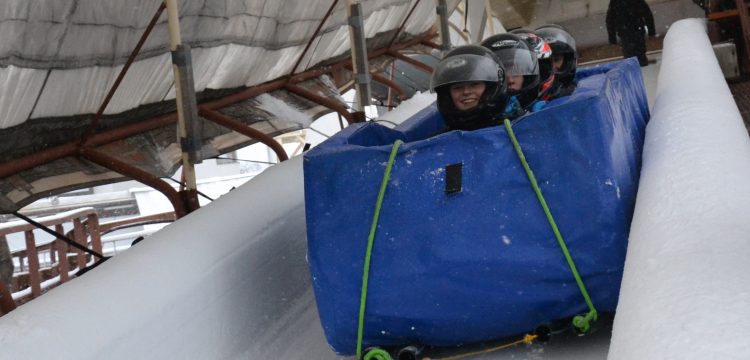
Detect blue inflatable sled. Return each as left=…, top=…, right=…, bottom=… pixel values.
left=303, top=58, right=649, bottom=355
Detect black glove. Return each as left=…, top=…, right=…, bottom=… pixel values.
left=609, top=35, right=617, bottom=45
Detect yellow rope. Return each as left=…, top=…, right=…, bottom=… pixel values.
left=424, top=334, right=538, bottom=360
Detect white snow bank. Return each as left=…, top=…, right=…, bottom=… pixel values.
left=608, top=18, right=750, bottom=359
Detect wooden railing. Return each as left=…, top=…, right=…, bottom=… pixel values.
left=0, top=208, right=102, bottom=302
left=0, top=208, right=175, bottom=314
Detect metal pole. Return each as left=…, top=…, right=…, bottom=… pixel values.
left=436, top=0, right=452, bottom=50
left=485, top=0, right=496, bottom=36
left=165, top=0, right=200, bottom=212
left=346, top=0, right=371, bottom=112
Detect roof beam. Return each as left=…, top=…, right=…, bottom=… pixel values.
left=0, top=30, right=438, bottom=185
left=197, top=107, right=289, bottom=162
left=78, top=147, right=188, bottom=218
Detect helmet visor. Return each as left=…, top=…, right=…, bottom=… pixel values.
left=430, top=54, right=500, bottom=91
left=536, top=27, right=577, bottom=54
left=496, top=48, right=538, bottom=77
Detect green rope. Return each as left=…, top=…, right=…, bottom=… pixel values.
left=356, top=140, right=403, bottom=360
left=363, top=348, right=393, bottom=360
left=503, top=119, right=598, bottom=333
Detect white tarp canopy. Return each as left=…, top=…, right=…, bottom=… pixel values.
left=0, top=0, right=444, bottom=127
left=0, top=0, right=456, bottom=212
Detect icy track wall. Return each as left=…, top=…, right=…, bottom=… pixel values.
left=608, top=18, right=750, bottom=359
left=0, top=156, right=338, bottom=359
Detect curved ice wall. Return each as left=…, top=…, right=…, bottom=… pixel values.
left=608, top=18, right=750, bottom=358
left=0, top=156, right=341, bottom=359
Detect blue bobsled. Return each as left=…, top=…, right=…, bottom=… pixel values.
left=303, top=58, right=649, bottom=355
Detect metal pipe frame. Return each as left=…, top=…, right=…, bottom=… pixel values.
left=386, top=49, right=433, bottom=73
left=370, top=71, right=406, bottom=99
left=285, top=83, right=358, bottom=123
left=0, top=31, right=437, bottom=178
left=198, top=107, right=289, bottom=161
left=0, top=113, right=176, bottom=179
left=343, top=61, right=407, bottom=101
left=0, top=30, right=439, bottom=203
left=420, top=39, right=441, bottom=49
left=78, top=147, right=188, bottom=218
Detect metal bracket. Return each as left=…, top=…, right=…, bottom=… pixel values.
left=348, top=15, right=362, bottom=28
left=171, top=45, right=192, bottom=67
left=355, top=73, right=371, bottom=84
left=180, top=136, right=202, bottom=153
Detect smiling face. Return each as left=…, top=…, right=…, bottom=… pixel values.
left=449, top=81, right=486, bottom=111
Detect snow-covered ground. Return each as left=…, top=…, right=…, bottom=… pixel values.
left=1, top=18, right=748, bottom=360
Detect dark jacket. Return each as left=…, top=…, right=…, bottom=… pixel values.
left=606, top=0, right=656, bottom=43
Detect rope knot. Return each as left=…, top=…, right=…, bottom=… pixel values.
left=572, top=309, right=598, bottom=334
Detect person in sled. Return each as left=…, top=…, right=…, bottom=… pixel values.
left=606, top=0, right=656, bottom=67
left=535, top=24, right=578, bottom=98
left=509, top=28, right=555, bottom=112
left=430, top=45, right=509, bottom=131
left=481, top=33, right=541, bottom=118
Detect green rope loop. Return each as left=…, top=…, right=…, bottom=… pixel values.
left=503, top=119, right=598, bottom=333
left=363, top=347, right=393, bottom=360
left=356, top=140, right=403, bottom=360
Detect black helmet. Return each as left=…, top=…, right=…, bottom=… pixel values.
left=430, top=47, right=508, bottom=131
left=481, top=33, right=540, bottom=109
left=509, top=29, right=555, bottom=102
left=535, top=24, right=577, bottom=85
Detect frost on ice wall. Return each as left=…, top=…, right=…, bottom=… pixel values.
left=609, top=18, right=750, bottom=359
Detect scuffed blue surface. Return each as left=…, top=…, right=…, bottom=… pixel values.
left=303, top=58, right=649, bottom=355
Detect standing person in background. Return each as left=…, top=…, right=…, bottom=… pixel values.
left=606, top=0, right=656, bottom=67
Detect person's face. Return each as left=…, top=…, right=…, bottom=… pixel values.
left=551, top=54, right=565, bottom=71
left=506, top=74, right=524, bottom=92
left=449, top=81, right=486, bottom=111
